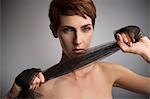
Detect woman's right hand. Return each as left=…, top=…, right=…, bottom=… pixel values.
left=5, top=68, right=45, bottom=98
left=28, top=72, right=45, bottom=90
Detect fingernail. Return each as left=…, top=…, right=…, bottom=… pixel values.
left=124, top=38, right=128, bottom=43
left=116, top=34, right=120, bottom=40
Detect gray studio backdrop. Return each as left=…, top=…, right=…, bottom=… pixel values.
left=1, top=0, right=150, bottom=99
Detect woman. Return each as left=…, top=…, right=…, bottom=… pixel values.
left=5, top=0, right=150, bottom=98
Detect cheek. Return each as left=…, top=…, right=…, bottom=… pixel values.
left=58, top=34, right=73, bottom=49
left=84, top=32, right=93, bottom=45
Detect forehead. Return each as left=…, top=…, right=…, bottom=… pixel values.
left=59, top=15, right=92, bottom=27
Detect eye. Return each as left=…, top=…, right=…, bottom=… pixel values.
left=62, top=28, right=74, bottom=34
left=82, top=27, right=91, bottom=33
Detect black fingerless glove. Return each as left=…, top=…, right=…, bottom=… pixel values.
left=114, top=25, right=145, bottom=42
left=15, top=68, right=41, bottom=90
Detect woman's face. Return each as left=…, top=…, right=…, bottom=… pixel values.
left=57, top=15, right=94, bottom=58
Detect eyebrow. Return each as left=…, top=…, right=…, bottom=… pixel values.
left=61, top=24, right=92, bottom=29
left=81, top=24, right=92, bottom=28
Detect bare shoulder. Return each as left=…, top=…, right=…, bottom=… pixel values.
left=96, top=62, right=150, bottom=95
left=96, top=61, right=130, bottom=82
left=96, top=61, right=125, bottom=72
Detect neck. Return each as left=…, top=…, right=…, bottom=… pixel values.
left=59, top=51, right=96, bottom=78
left=73, top=62, right=96, bottom=78
left=60, top=51, right=69, bottom=63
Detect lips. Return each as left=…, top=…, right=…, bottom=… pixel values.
left=72, top=49, right=85, bottom=54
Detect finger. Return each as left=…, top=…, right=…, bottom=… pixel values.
left=33, top=83, right=40, bottom=90
left=29, top=84, right=39, bottom=90
left=29, top=85, right=34, bottom=90
left=128, top=32, right=135, bottom=42
left=125, top=33, right=133, bottom=47
left=35, top=83, right=40, bottom=89
left=118, top=41, right=130, bottom=53
left=120, top=33, right=129, bottom=44
left=37, top=72, right=45, bottom=83
left=29, top=78, right=41, bottom=90
left=32, top=77, right=41, bottom=85
left=117, top=34, right=131, bottom=52
left=121, top=33, right=133, bottom=47
left=29, top=73, right=44, bottom=90
left=116, top=34, right=123, bottom=43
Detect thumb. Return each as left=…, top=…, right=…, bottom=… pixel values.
left=139, top=36, right=150, bottom=43
left=37, top=72, right=45, bottom=83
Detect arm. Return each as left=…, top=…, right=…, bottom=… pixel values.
left=113, top=64, right=150, bottom=95
left=112, top=26, right=150, bottom=95
left=99, top=62, right=150, bottom=95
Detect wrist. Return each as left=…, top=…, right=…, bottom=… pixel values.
left=6, top=92, right=17, bottom=99
left=7, top=83, right=22, bottom=98
left=141, top=49, right=150, bottom=63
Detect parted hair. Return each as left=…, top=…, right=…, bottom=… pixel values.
left=49, top=0, right=96, bottom=38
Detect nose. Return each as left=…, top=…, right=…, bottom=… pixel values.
left=73, top=31, right=82, bottom=46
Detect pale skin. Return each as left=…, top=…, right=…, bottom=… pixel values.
left=5, top=15, right=150, bottom=99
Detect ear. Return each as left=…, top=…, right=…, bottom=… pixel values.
left=49, top=24, right=58, bottom=38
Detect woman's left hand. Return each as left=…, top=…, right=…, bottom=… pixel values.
left=117, top=33, right=150, bottom=63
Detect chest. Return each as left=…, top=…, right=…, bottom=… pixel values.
left=36, top=71, right=113, bottom=99
left=47, top=82, right=112, bottom=99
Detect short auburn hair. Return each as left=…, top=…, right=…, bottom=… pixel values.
left=49, top=0, right=96, bottom=38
